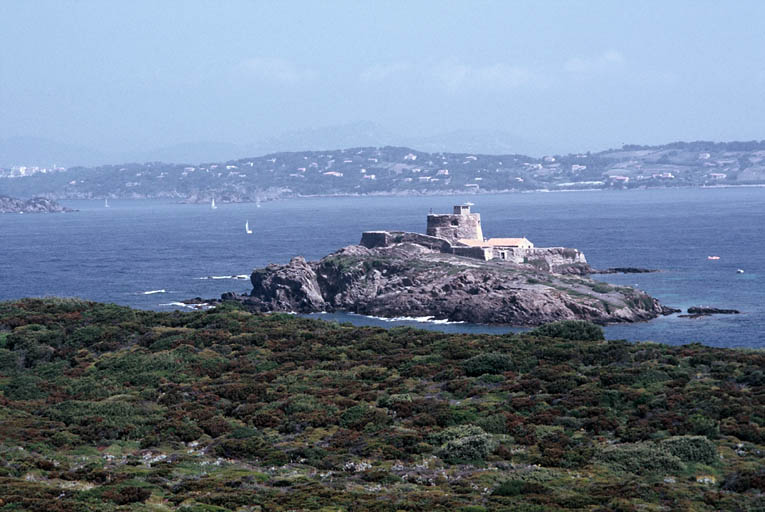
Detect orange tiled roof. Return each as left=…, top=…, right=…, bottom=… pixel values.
left=457, top=237, right=533, bottom=247
left=486, top=237, right=532, bottom=247
left=457, top=239, right=486, bottom=247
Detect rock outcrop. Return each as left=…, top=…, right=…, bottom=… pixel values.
left=592, top=267, right=660, bottom=274
left=679, top=306, right=741, bottom=318
left=0, top=196, right=73, bottom=213
left=241, top=242, right=673, bottom=326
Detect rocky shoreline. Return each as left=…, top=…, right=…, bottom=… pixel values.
left=212, top=241, right=677, bottom=326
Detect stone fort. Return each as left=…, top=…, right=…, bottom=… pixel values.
left=361, top=204, right=587, bottom=272
left=426, top=204, right=484, bottom=242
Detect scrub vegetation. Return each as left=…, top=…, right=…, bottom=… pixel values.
left=0, top=298, right=762, bottom=511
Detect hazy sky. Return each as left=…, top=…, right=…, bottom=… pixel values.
left=2, top=0, right=765, bottom=155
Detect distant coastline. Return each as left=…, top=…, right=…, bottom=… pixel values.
left=210, top=182, right=765, bottom=205
left=3, top=140, right=765, bottom=202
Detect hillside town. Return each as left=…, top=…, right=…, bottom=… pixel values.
left=1, top=141, right=765, bottom=201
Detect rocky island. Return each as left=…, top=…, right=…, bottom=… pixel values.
left=0, top=195, right=73, bottom=213
left=227, top=205, right=675, bottom=325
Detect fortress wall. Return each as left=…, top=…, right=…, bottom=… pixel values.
left=360, top=231, right=452, bottom=252
left=360, top=231, right=391, bottom=249
left=362, top=206, right=589, bottom=273
left=452, top=246, right=493, bottom=261
left=494, top=247, right=587, bottom=272
left=426, top=213, right=483, bottom=242
left=526, top=247, right=587, bottom=265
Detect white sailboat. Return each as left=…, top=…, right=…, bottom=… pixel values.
left=245, top=220, right=253, bottom=234
left=211, top=198, right=217, bottom=210
left=104, top=198, right=109, bottom=208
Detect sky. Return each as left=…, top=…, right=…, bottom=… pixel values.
left=2, top=0, right=765, bottom=158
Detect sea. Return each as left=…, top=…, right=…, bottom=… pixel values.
left=1, top=187, right=763, bottom=349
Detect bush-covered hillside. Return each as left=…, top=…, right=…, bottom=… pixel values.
left=0, top=298, right=762, bottom=511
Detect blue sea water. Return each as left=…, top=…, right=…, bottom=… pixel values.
left=0, top=187, right=763, bottom=348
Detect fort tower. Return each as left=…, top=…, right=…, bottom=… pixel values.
left=426, top=203, right=483, bottom=243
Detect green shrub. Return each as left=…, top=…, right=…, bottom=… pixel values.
left=538, top=431, right=594, bottom=469
left=231, top=426, right=259, bottom=439
left=493, top=479, right=524, bottom=496
left=214, top=437, right=287, bottom=465
left=162, top=418, right=204, bottom=443
left=378, top=393, right=413, bottom=407
left=67, top=325, right=107, bottom=348
left=340, top=405, right=369, bottom=429
left=529, top=320, right=604, bottom=341
left=660, top=436, right=717, bottom=464
left=492, top=479, right=547, bottom=496
left=6, top=324, right=61, bottom=351
left=462, top=352, right=513, bottom=376
left=10, top=339, right=55, bottom=367
left=179, top=505, right=232, bottom=512
left=686, top=413, right=719, bottom=438
left=476, top=414, right=509, bottom=435
left=722, top=468, right=765, bottom=492
left=288, top=446, right=329, bottom=466
left=103, top=485, right=151, bottom=504
left=438, top=434, right=496, bottom=464
left=589, top=282, right=614, bottom=294
left=284, top=393, right=323, bottom=414
left=51, top=431, right=82, bottom=447
left=431, top=424, right=487, bottom=445
left=597, top=442, right=684, bottom=475
left=434, top=425, right=496, bottom=463
left=46, top=400, right=162, bottom=441
left=0, top=374, right=46, bottom=400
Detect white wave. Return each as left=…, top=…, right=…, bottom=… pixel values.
left=349, top=313, right=465, bottom=324
left=429, top=318, right=466, bottom=325
left=142, top=289, right=166, bottom=295
left=159, top=302, right=214, bottom=310
left=196, top=275, right=249, bottom=280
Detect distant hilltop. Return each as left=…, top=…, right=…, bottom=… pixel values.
left=1, top=140, right=765, bottom=201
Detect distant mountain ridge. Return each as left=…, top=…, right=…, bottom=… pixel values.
left=1, top=139, right=764, bottom=201
left=0, top=136, right=110, bottom=168
left=0, top=122, right=547, bottom=168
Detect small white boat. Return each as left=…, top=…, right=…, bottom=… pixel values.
left=104, top=198, right=110, bottom=208
left=245, top=220, right=253, bottom=234
left=211, top=198, right=217, bottom=210
left=707, top=256, right=720, bottom=260
left=737, top=269, right=745, bottom=274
